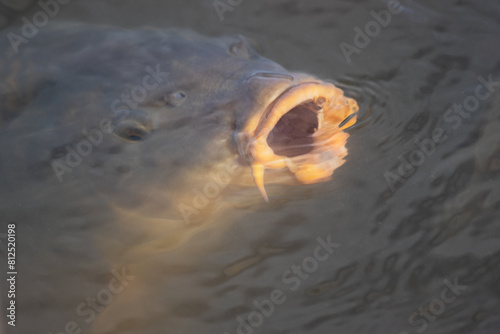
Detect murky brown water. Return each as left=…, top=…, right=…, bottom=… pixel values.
left=1, top=1, right=500, bottom=334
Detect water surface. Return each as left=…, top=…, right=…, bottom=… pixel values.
left=1, top=1, right=499, bottom=334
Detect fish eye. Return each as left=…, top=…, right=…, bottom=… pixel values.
left=114, top=121, right=149, bottom=142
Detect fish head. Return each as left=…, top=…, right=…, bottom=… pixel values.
left=137, top=30, right=360, bottom=202
left=106, top=30, right=358, bottom=207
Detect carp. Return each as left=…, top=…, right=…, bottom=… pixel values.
left=0, top=22, right=358, bottom=214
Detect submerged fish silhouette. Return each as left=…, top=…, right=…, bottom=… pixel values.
left=0, top=22, right=358, bottom=208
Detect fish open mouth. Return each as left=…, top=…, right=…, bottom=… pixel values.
left=240, top=82, right=359, bottom=201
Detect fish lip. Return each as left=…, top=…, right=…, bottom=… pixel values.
left=240, top=81, right=359, bottom=200
left=253, top=81, right=325, bottom=136
left=245, top=71, right=296, bottom=82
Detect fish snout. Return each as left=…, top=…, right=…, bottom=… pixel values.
left=237, top=81, right=359, bottom=201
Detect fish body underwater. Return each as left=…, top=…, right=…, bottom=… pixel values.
left=0, top=23, right=358, bottom=333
